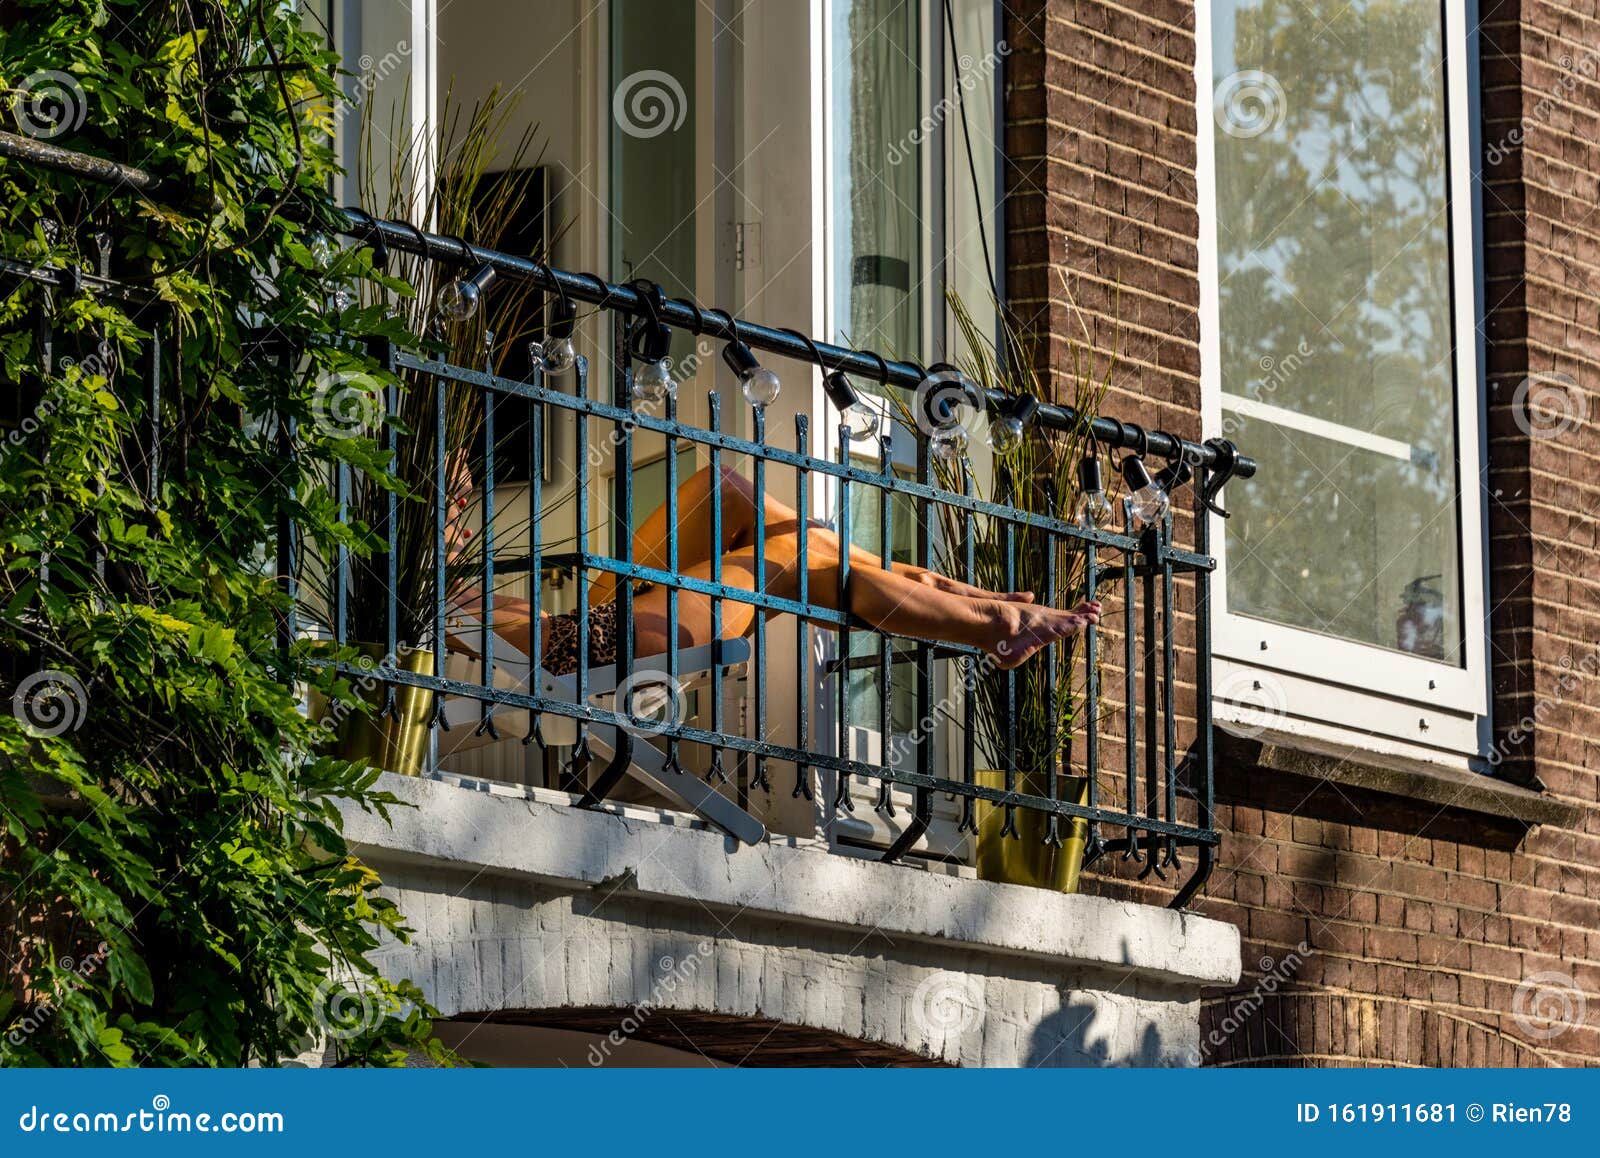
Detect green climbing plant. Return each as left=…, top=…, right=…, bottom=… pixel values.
left=0, top=0, right=451, bottom=1066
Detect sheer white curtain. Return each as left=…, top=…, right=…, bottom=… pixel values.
left=834, top=0, right=923, bottom=363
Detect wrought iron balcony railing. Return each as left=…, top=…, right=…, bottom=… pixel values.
left=0, top=134, right=1257, bottom=908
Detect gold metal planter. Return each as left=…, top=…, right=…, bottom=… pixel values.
left=974, top=769, right=1090, bottom=894
left=308, top=644, right=436, bottom=778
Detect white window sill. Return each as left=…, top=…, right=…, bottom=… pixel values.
left=1214, top=726, right=1579, bottom=829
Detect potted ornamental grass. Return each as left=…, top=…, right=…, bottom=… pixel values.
left=930, top=288, right=1118, bottom=894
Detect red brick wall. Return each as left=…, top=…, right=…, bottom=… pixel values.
left=1006, top=0, right=1599, bottom=1066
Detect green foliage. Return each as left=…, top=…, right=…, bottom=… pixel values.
left=0, top=0, right=449, bottom=1066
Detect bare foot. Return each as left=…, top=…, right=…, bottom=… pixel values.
left=984, top=599, right=1102, bottom=670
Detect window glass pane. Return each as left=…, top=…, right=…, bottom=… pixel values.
left=1211, top=0, right=1462, bottom=664
left=610, top=2, right=696, bottom=332
left=831, top=0, right=923, bottom=362
left=946, top=0, right=1000, bottom=352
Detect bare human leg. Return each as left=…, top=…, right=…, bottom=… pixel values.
left=630, top=519, right=1100, bottom=671
left=603, top=463, right=1034, bottom=606
left=454, top=464, right=1095, bottom=670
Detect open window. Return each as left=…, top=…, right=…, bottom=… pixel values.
left=1196, top=0, right=1489, bottom=763
left=821, top=0, right=1002, bottom=855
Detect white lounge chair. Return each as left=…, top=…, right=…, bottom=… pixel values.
left=436, top=611, right=765, bottom=846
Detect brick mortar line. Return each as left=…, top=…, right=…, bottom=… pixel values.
left=1216, top=939, right=1600, bottom=994
left=1004, top=291, right=1198, bottom=334
left=1004, top=195, right=1203, bottom=249
left=1517, top=189, right=1600, bottom=237
left=1212, top=863, right=1598, bottom=921
left=1050, top=105, right=1207, bottom=169
left=1024, top=89, right=1198, bottom=141
left=1231, top=826, right=1600, bottom=866
left=1483, top=86, right=1600, bottom=132
left=1214, top=857, right=1600, bottom=900
left=983, top=315, right=1200, bottom=372
left=1216, top=924, right=1600, bottom=977
left=1031, top=49, right=1197, bottom=108
left=1517, top=271, right=1600, bottom=315
left=1515, top=124, right=1600, bottom=157
left=1483, top=448, right=1600, bottom=480
left=1019, top=228, right=1200, bottom=277
left=1516, top=0, right=1600, bottom=38
left=1041, top=12, right=1196, bottom=78
left=1064, top=0, right=1195, bottom=40
left=1291, top=889, right=1600, bottom=935
left=1007, top=263, right=1201, bottom=312
left=1006, top=114, right=1195, bottom=162
left=1203, top=975, right=1600, bottom=1032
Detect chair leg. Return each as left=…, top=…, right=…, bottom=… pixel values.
left=586, top=724, right=766, bottom=845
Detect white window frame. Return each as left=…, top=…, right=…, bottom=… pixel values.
left=1195, top=0, right=1490, bottom=759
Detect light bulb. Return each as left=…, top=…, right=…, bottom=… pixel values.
left=1120, top=455, right=1169, bottom=527
left=987, top=393, right=1038, bottom=457
left=930, top=426, right=968, bottom=463
left=845, top=404, right=881, bottom=441
left=436, top=264, right=498, bottom=322
left=722, top=340, right=780, bottom=408
left=988, top=415, right=1026, bottom=456
left=1075, top=489, right=1116, bottom=529
left=437, top=279, right=481, bottom=321
left=742, top=366, right=782, bottom=407
left=538, top=297, right=579, bottom=374
left=1075, top=455, right=1114, bottom=529
left=534, top=337, right=577, bottom=374
left=633, top=358, right=675, bottom=402
left=328, top=286, right=355, bottom=312
left=824, top=369, right=876, bottom=440
left=1128, top=486, right=1170, bottom=526
left=308, top=232, right=336, bottom=268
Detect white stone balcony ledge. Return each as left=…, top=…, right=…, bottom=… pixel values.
left=343, top=772, right=1241, bottom=1066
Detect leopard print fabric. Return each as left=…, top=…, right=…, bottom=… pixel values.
left=541, top=600, right=619, bottom=676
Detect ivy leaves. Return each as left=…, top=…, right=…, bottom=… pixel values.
left=0, top=0, right=445, bottom=1067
